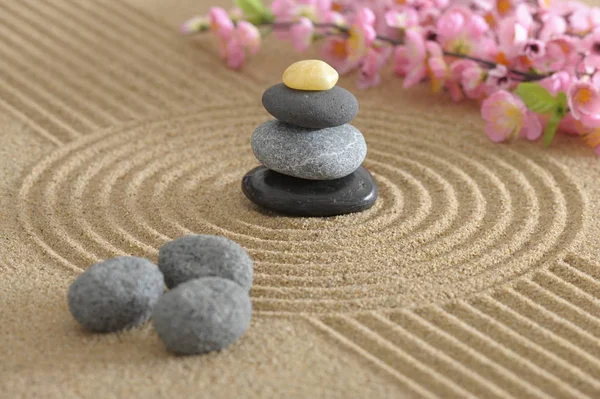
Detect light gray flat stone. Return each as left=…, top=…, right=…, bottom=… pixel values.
left=251, top=120, right=367, bottom=180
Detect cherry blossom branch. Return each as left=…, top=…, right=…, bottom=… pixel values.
left=227, top=21, right=548, bottom=82
left=186, top=2, right=600, bottom=155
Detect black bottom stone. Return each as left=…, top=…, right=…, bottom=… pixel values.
left=241, top=166, right=378, bottom=217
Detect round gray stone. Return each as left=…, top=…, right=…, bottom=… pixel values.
left=262, top=83, right=359, bottom=128
left=67, top=256, right=165, bottom=333
left=251, top=120, right=367, bottom=180
left=158, top=235, right=253, bottom=291
left=152, top=277, right=252, bottom=355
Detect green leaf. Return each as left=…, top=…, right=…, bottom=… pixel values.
left=556, top=91, right=567, bottom=109
left=543, top=109, right=565, bottom=147
left=234, top=0, right=271, bottom=24
left=515, top=82, right=557, bottom=114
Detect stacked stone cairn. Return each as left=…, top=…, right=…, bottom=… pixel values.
left=242, top=60, right=378, bottom=217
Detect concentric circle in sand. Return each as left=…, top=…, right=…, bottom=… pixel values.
left=19, top=104, right=584, bottom=314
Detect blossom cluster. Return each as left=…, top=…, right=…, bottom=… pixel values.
left=182, top=0, right=600, bottom=155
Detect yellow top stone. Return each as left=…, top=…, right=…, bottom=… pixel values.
left=282, top=60, right=339, bottom=91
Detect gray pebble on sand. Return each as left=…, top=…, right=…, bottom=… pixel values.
left=67, top=256, right=165, bottom=333
left=158, top=235, right=253, bottom=291
left=152, top=277, right=252, bottom=355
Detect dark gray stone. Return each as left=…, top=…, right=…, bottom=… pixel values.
left=251, top=120, right=367, bottom=180
left=262, top=83, right=359, bottom=128
left=158, top=235, right=253, bottom=291
left=67, top=256, right=165, bottom=333
left=152, top=277, right=252, bottom=355
left=242, top=165, right=378, bottom=217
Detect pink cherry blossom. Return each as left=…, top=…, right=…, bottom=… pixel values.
left=538, top=14, right=566, bottom=41
left=427, top=52, right=447, bottom=89
left=515, top=3, right=534, bottom=28
left=393, top=46, right=411, bottom=77
left=581, top=28, right=600, bottom=68
left=593, top=71, right=600, bottom=87
left=320, top=37, right=358, bottom=74
left=425, top=41, right=463, bottom=100
left=522, top=39, right=546, bottom=59
left=353, top=7, right=375, bottom=26
left=534, top=35, right=578, bottom=73
left=520, top=112, right=544, bottom=141
left=401, top=29, right=427, bottom=88
left=358, top=47, right=389, bottom=89
left=496, top=5, right=532, bottom=60
left=346, top=8, right=376, bottom=61
left=436, top=6, right=488, bottom=56
left=271, top=0, right=296, bottom=21
left=208, top=7, right=234, bottom=41
left=290, top=17, right=314, bottom=51
left=225, top=38, right=245, bottom=69
left=481, top=90, right=542, bottom=142
left=323, top=10, right=346, bottom=26
left=539, top=71, right=572, bottom=95
left=484, top=65, right=511, bottom=95
left=385, top=9, right=419, bottom=29
left=567, top=80, right=600, bottom=128
left=451, top=59, right=485, bottom=99
left=186, top=0, right=600, bottom=155
left=570, top=6, right=600, bottom=35
left=236, top=21, right=261, bottom=55
left=497, top=20, right=529, bottom=58
left=437, top=7, right=467, bottom=40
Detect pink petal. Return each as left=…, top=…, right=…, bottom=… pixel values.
left=447, top=80, right=464, bottom=102
left=514, top=23, right=529, bottom=43
left=570, top=8, right=591, bottom=34
left=314, top=0, right=331, bottom=15
left=520, top=112, right=543, bottom=141
left=405, top=29, right=426, bottom=63
left=226, top=39, right=245, bottom=70
left=580, top=113, right=600, bottom=128
left=426, top=41, right=443, bottom=58
left=237, top=21, right=261, bottom=55
left=271, top=0, right=295, bottom=20
left=515, top=3, right=533, bottom=29
left=384, top=11, right=401, bottom=28
left=208, top=7, right=234, bottom=41
left=468, top=15, right=489, bottom=37
left=539, top=15, right=566, bottom=41
left=481, top=90, right=515, bottom=121
left=393, top=47, right=410, bottom=76
left=356, top=8, right=375, bottom=26
left=486, top=123, right=510, bottom=142
left=558, top=113, right=584, bottom=135
left=402, top=64, right=427, bottom=88
left=290, top=17, right=314, bottom=52
left=450, top=59, right=477, bottom=81
left=437, top=9, right=465, bottom=41
left=428, top=57, right=447, bottom=80
left=568, top=81, right=600, bottom=126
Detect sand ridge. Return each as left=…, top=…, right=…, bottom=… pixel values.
left=1, top=0, right=600, bottom=398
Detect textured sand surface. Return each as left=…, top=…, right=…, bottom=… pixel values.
left=1, top=1, right=600, bottom=398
